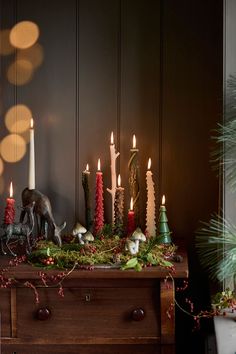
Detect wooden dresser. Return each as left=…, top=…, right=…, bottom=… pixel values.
left=0, top=250, right=188, bottom=354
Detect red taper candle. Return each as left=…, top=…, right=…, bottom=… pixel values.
left=4, top=182, right=15, bottom=224
left=94, top=158, right=104, bottom=236
left=127, top=197, right=136, bottom=235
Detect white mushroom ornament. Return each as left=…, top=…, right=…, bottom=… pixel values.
left=72, top=222, right=87, bottom=244
left=82, top=231, right=94, bottom=244
left=125, top=239, right=137, bottom=255
left=125, top=228, right=146, bottom=255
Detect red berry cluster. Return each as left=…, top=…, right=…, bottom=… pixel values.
left=9, top=255, right=27, bottom=267
left=41, top=257, right=55, bottom=266
left=78, top=265, right=94, bottom=271
left=39, top=271, right=67, bottom=286
left=86, top=244, right=97, bottom=254
left=176, top=280, right=189, bottom=292
left=0, top=273, right=14, bottom=288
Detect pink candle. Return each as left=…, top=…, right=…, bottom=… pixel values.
left=4, top=182, right=15, bottom=224
left=94, top=158, right=104, bottom=236
left=127, top=197, right=136, bottom=235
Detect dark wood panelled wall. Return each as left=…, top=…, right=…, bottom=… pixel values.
left=0, top=0, right=222, bottom=352
left=0, top=0, right=222, bottom=236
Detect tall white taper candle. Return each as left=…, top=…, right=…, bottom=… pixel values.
left=29, top=118, right=35, bottom=190
left=107, top=131, right=120, bottom=225
left=146, top=158, right=156, bottom=237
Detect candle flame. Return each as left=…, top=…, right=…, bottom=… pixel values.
left=162, top=195, right=165, bottom=205
left=111, top=131, right=114, bottom=145
left=97, top=158, right=101, bottom=171
left=30, top=118, right=34, bottom=129
left=10, top=181, right=13, bottom=198
left=118, top=174, right=121, bottom=187
left=132, top=134, right=136, bottom=149
left=86, top=163, right=89, bottom=172
left=130, top=197, right=133, bottom=211
left=148, top=158, right=151, bottom=170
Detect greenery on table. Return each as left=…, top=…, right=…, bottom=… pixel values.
left=27, top=228, right=176, bottom=271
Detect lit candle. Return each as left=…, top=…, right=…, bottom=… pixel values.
left=146, top=158, right=156, bottom=237
left=107, top=132, right=120, bottom=225
left=127, top=197, right=136, bottom=235
left=128, top=134, right=140, bottom=226
left=82, top=163, right=92, bottom=231
left=114, top=174, right=124, bottom=236
left=94, top=158, right=104, bottom=237
left=4, top=182, right=15, bottom=224
left=29, top=118, right=35, bottom=190
left=157, top=195, right=172, bottom=244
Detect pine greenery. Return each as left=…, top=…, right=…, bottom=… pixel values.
left=197, top=75, right=236, bottom=283
left=196, top=214, right=236, bottom=282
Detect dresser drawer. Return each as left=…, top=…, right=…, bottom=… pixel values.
left=15, top=286, right=160, bottom=343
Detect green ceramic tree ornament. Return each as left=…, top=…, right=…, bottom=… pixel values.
left=157, top=197, right=172, bottom=244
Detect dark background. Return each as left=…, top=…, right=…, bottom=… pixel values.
left=0, top=0, right=224, bottom=352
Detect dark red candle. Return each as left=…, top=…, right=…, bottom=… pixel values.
left=94, top=159, right=104, bottom=236
left=127, top=197, right=136, bottom=235
left=4, top=182, right=15, bottom=224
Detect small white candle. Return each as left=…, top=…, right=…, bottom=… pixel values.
left=28, top=118, right=35, bottom=190
left=133, top=134, right=136, bottom=149
left=146, top=158, right=156, bottom=237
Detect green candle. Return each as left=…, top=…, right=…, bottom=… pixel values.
left=157, top=195, right=172, bottom=244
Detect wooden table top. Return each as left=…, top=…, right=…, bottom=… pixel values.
left=0, top=248, right=188, bottom=280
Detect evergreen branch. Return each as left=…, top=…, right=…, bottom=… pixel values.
left=196, top=214, right=236, bottom=281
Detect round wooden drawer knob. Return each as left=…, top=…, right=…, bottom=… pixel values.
left=131, top=308, right=145, bottom=321
left=36, top=307, right=51, bottom=321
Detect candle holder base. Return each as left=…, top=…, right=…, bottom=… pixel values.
left=156, top=232, right=172, bottom=244
left=0, top=203, right=35, bottom=256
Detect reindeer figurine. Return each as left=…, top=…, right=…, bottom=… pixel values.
left=20, top=188, right=66, bottom=247
left=1, top=202, right=35, bottom=256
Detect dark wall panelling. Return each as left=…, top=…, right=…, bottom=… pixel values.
left=0, top=0, right=222, bottom=243
left=162, top=0, right=222, bottom=239
left=120, top=0, right=161, bottom=230
left=0, top=0, right=17, bottom=209
left=0, top=0, right=77, bottom=229
left=78, top=0, right=120, bottom=226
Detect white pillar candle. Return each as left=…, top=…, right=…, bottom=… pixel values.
left=28, top=118, right=35, bottom=190
left=107, top=131, right=120, bottom=225
left=146, top=158, right=156, bottom=237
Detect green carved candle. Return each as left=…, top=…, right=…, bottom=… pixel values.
left=157, top=195, right=172, bottom=244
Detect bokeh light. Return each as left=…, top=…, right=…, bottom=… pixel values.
left=0, top=134, right=26, bottom=163
left=5, top=104, right=32, bottom=133
left=0, top=29, right=14, bottom=55
left=7, top=59, right=33, bottom=86
left=20, top=129, right=30, bottom=143
left=17, top=43, right=44, bottom=69
left=10, top=21, right=39, bottom=49
left=0, top=158, right=4, bottom=176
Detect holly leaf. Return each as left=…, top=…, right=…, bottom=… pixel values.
left=134, top=262, right=143, bottom=272
left=160, top=259, right=173, bottom=268
left=46, top=247, right=50, bottom=257
left=146, top=253, right=158, bottom=265
left=122, top=257, right=138, bottom=270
